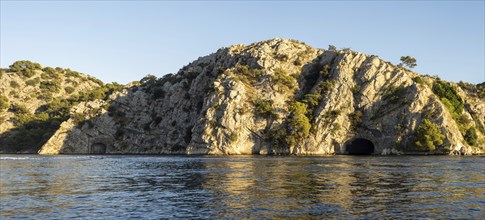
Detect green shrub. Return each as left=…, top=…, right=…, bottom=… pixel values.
left=141, top=74, right=177, bottom=99
left=216, top=66, right=225, bottom=74
left=9, top=61, right=41, bottom=78
left=285, top=102, right=311, bottom=146
left=10, top=80, right=20, bottom=88
left=351, top=85, right=360, bottom=95
left=21, top=69, right=36, bottom=78
left=229, top=132, right=239, bottom=143
left=414, top=119, right=445, bottom=151
left=74, top=82, right=123, bottom=102
left=9, top=60, right=41, bottom=72
left=413, top=76, right=424, bottom=84
left=382, top=85, right=409, bottom=105
left=40, top=81, right=60, bottom=92
left=10, top=103, right=29, bottom=114
left=315, top=80, right=333, bottom=94
left=276, top=54, right=289, bottom=62
left=432, top=80, right=463, bottom=115
left=300, top=80, right=333, bottom=121
left=464, top=127, right=478, bottom=146
left=271, top=67, right=297, bottom=90
left=254, top=98, right=277, bottom=119
left=71, top=112, right=86, bottom=125
left=65, top=78, right=79, bottom=86
left=0, top=95, right=9, bottom=111
left=64, top=69, right=81, bottom=78
left=41, top=67, right=59, bottom=79
left=233, top=64, right=264, bottom=85
left=348, top=110, right=363, bottom=130
left=37, top=93, right=53, bottom=101
left=26, top=77, right=40, bottom=86
left=64, top=86, right=75, bottom=94
left=477, top=82, right=485, bottom=98
left=302, top=93, right=320, bottom=109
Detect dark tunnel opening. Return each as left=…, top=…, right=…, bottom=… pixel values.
left=91, top=143, right=107, bottom=154
left=346, top=138, right=375, bottom=155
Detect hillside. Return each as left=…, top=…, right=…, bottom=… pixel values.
left=2, top=39, right=484, bottom=155
left=0, top=61, right=123, bottom=153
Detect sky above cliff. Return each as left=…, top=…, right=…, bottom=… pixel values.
left=1, top=1, right=484, bottom=84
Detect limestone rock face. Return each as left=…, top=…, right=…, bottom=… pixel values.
left=37, top=38, right=485, bottom=155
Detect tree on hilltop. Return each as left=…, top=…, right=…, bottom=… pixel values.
left=399, top=56, right=417, bottom=69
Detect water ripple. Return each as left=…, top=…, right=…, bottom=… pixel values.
left=1, top=155, right=484, bottom=219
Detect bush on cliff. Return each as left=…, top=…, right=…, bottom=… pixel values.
left=0, top=95, right=9, bottom=111
left=285, top=102, right=311, bottom=146
left=432, top=80, right=463, bottom=116
left=9, top=60, right=41, bottom=78
left=254, top=98, right=277, bottom=119
left=414, top=119, right=445, bottom=151
left=464, top=127, right=478, bottom=146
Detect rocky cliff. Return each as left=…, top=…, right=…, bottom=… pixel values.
left=0, top=61, right=121, bottom=153
left=5, top=39, right=485, bottom=155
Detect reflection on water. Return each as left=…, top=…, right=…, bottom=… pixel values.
left=1, top=155, right=484, bottom=219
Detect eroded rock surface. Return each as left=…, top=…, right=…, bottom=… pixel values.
left=32, top=39, right=485, bottom=155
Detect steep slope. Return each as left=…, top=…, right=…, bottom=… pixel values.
left=0, top=61, right=122, bottom=153
left=35, top=39, right=485, bottom=155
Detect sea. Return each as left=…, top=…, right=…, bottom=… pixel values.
left=1, top=155, right=484, bottom=219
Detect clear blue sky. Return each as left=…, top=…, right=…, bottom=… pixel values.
left=1, top=1, right=484, bottom=84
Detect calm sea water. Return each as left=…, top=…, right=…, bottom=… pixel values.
left=1, top=155, right=484, bottom=219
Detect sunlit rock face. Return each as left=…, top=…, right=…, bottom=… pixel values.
left=38, top=38, right=485, bottom=155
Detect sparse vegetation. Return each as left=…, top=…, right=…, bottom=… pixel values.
left=141, top=74, right=181, bottom=100
left=1, top=80, right=123, bottom=152
left=271, top=67, right=297, bottom=91
left=458, top=81, right=485, bottom=99
left=348, top=110, right=363, bottom=130
left=382, top=85, right=410, bottom=105
left=432, top=80, right=465, bottom=129
left=233, top=64, right=264, bottom=85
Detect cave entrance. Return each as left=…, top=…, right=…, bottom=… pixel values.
left=346, top=138, right=375, bottom=155
left=90, top=143, right=107, bottom=154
